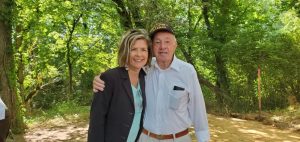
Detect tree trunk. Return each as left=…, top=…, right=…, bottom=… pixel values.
left=66, top=38, right=73, bottom=99
left=202, top=0, right=231, bottom=107
left=0, top=0, right=24, bottom=134
left=65, top=14, right=82, bottom=99
left=0, top=17, right=13, bottom=137
left=15, top=25, right=26, bottom=103
left=178, top=1, right=231, bottom=101
left=127, top=2, right=143, bottom=28
left=0, top=8, right=13, bottom=111
left=215, top=51, right=230, bottom=105
left=112, top=0, right=133, bottom=29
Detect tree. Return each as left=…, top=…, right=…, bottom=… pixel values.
left=0, top=0, right=24, bottom=133
left=7, top=0, right=299, bottom=121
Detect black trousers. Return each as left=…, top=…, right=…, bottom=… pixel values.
left=0, top=111, right=10, bottom=142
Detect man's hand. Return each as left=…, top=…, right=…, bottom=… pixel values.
left=93, top=75, right=105, bottom=92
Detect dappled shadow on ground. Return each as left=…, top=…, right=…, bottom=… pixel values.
left=8, top=116, right=88, bottom=142
left=24, top=124, right=88, bottom=142
left=208, top=115, right=300, bottom=142
left=7, top=114, right=300, bottom=142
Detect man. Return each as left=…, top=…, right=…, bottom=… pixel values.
left=93, top=23, right=210, bottom=142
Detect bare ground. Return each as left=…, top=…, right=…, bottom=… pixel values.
left=7, top=114, right=300, bottom=142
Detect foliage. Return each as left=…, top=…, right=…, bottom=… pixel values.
left=14, top=0, right=120, bottom=110
left=6, top=0, right=300, bottom=127
left=25, top=100, right=90, bottom=125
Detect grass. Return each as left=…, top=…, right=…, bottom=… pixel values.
left=24, top=101, right=90, bottom=127
left=269, top=105, right=300, bottom=122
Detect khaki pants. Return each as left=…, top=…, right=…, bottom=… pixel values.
left=138, top=132, right=192, bottom=142
left=0, top=111, right=10, bottom=142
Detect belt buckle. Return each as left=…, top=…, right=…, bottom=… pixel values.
left=156, top=134, right=164, bottom=140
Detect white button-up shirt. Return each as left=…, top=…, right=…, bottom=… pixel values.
left=0, top=97, right=7, bottom=120
left=143, top=56, right=210, bottom=142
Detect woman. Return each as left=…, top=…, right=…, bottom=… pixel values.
left=88, top=29, right=152, bottom=142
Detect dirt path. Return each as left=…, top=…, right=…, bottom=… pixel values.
left=207, top=115, right=300, bottom=142
left=8, top=114, right=300, bottom=142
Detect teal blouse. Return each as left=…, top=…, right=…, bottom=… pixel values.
left=127, top=83, right=143, bottom=142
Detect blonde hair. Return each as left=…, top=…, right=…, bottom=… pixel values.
left=118, top=29, right=152, bottom=67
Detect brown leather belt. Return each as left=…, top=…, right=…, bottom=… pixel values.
left=142, top=128, right=189, bottom=140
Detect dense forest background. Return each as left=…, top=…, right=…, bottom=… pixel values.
left=1, top=0, right=299, bottom=133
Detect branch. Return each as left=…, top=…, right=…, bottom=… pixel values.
left=25, top=77, right=62, bottom=103
left=112, top=0, right=132, bottom=29
left=196, top=72, right=232, bottom=101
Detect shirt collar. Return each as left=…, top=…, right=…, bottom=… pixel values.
left=152, top=55, right=180, bottom=72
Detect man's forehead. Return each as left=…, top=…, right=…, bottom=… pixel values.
left=153, top=32, right=174, bottom=39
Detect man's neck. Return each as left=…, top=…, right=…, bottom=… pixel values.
left=157, top=61, right=172, bottom=70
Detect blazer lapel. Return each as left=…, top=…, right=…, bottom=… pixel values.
left=139, top=70, right=146, bottom=108
left=120, top=68, right=135, bottom=108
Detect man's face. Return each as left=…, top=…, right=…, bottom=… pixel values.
left=152, top=32, right=177, bottom=66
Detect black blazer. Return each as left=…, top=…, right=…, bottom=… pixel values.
left=88, top=67, right=146, bottom=142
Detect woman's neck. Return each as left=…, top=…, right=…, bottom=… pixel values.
left=128, top=69, right=140, bottom=87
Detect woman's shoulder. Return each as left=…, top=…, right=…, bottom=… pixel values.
left=101, top=67, right=126, bottom=80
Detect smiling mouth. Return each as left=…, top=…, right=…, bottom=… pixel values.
left=159, top=52, right=167, bottom=55
left=134, top=59, right=144, bottom=62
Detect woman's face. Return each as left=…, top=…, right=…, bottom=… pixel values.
left=128, top=39, right=149, bottom=71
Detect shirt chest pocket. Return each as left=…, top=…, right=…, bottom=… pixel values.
left=168, top=89, right=188, bottom=110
